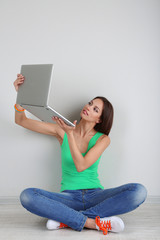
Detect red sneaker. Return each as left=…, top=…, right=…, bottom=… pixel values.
left=95, top=216, right=112, bottom=235
left=46, top=219, right=70, bottom=230
left=59, top=222, right=69, bottom=229
left=95, top=216, right=125, bottom=235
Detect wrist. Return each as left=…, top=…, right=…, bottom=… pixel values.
left=14, top=104, right=25, bottom=112
left=66, top=131, right=74, bottom=137
left=15, top=104, right=24, bottom=110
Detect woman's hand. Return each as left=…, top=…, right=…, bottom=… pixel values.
left=52, top=117, right=77, bottom=135
left=13, top=74, right=25, bottom=92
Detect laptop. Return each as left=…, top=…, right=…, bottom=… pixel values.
left=16, top=64, right=75, bottom=127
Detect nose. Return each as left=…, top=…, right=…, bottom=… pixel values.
left=86, top=105, right=90, bottom=111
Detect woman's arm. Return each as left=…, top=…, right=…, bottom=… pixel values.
left=14, top=75, right=63, bottom=137
left=67, top=132, right=110, bottom=172
left=15, top=108, right=62, bottom=137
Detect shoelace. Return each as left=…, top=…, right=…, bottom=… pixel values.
left=95, top=216, right=112, bottom=235
left=59, top=222, right=69, bottom=228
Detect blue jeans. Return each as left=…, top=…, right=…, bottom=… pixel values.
left=20, top=183, right=147, bottom=232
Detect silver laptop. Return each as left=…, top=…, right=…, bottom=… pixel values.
left=16, top=64, right=75, bottom=127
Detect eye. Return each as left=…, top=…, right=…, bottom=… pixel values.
left=94, top=107, right=98, bottom=113
left=88, top=101, right=92, bottom=105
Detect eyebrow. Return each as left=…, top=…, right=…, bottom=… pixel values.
left=91, top=100, right=100, bottom=110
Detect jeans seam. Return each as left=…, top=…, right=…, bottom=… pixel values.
left=77, top=215, right=88, bottom=231
left=82, top=191, right=86, bottom=210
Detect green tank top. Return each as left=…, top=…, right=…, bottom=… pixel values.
left=60, top=131, right=105, bottom=192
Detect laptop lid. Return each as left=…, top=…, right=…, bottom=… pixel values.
left=16, top=64, right=54, bottom=107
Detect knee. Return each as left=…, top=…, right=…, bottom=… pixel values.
left=20, top=188, right=35, bottom=209
left=130, top=183, right=147, bottom=206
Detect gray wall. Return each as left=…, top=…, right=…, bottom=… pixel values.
left=0, top=0, right=159, bottom=197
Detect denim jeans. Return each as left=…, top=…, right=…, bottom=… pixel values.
left=20, top=183, right=147, bottom=232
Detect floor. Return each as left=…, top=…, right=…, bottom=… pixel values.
left=0, top=202, right=160, bottom=240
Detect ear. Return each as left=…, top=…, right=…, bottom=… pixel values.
left=96, top=118, right=102, bottom=123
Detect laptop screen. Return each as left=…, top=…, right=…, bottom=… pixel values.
left=16, top=64, right=53, bottom=107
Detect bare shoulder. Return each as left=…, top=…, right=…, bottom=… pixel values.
left=97, top=134, right=111, bottom=145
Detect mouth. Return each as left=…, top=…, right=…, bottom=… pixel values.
left=83, top=109, right=88, bottom=115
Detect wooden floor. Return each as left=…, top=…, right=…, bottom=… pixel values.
left=0, top=202, right=160, bottom=240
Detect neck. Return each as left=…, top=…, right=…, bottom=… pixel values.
left=75, top=119, right=96, bottom=137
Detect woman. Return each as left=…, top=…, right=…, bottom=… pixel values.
left=13, top=74, right=147, bottom=235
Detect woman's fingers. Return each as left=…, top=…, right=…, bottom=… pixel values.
left=52, top=117, right=76, bottom=130
left=17, top=74, right=25, bottom=80
left=59, top=118, right=76, bottom=129
left=58, top=118, right=64, bottom=125
left=56, top=118, right=63, bottom=126
left=15, top=74, right=24, bottom=83
left=52, top=117, right=68, bottom=127
left=52, top=117, right=62, bottom=126
left=17, top=74, right=25, bottom=84
left=17, top=73, right=24, bottom=77
left=73, top=120, right=77, bottom=125
left=14, top=74, right=25, bottom=92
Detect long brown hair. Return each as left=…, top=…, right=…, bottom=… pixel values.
left=93, top=96, right=114, bottom=136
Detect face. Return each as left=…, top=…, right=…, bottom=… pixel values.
left=80, top=98, right=104, bottom=124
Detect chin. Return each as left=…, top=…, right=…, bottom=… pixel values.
left=80, top=113, right=86, bottom=120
